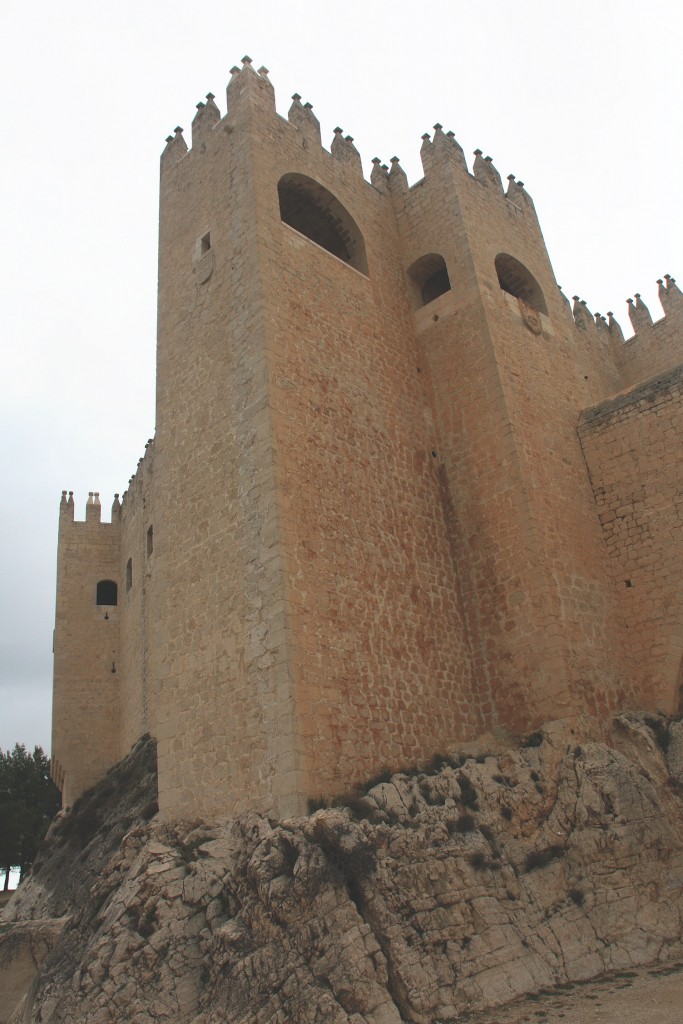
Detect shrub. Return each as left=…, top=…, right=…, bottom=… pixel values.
left=524, top=845, right=564, bottom=872
left=467, top=851, right=487, bottom=870
left=140, top=800, right=159, bottom=820
left=449, top=814, right=477, bottom=834
left=458, top=775, right=479, bottom=810
left=644, top=715, right=671, bottom=754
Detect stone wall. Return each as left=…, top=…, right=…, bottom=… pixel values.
left=579, top=366, right=683, bottom=714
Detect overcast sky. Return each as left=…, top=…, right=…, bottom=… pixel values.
left=1, top=0, right=681, bottom=755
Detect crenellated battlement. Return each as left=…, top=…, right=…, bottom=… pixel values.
left=565, top=275, right=683, bottom=389
left=120, top=437, right=155, bottom=514
left=159, top=56, right=541, bottom=229
left=58, top=489, right=119, bottom=527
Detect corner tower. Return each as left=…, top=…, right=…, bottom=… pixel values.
left=152, top=60, right=479, bottom=819
left=52, top=492, right=121, bottom=805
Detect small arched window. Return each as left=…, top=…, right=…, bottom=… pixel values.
left=125, top=558, right=133, bottom=592
left=278, top=173, right=368, bottom=275
left=96, top=580, right=118, bottom=606
left=495, top=253, right=547, bottom=315
left=146, top=525, right=154, bottom=558
left=407, top=254, right=452, bottom=309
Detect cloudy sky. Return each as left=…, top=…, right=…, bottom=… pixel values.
left=1, top=0, right=681, bottom=755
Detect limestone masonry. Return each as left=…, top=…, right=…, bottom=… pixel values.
left=52, top=58, right=683, bottom=819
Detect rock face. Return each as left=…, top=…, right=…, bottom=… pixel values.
left=2, top=715, right=683, bottom=1023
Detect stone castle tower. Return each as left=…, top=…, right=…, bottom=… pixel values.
left=52, top=58, right=683, bottom=818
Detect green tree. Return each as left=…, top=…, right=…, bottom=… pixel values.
left=0, top=744, right=60, bottom=890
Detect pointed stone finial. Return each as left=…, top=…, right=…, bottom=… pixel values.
left=86, top=491, right=101, bottom=523
left=60, top=490, right=73, bottom=520
left=257, top=66, right=270, bottom=78
left=161, top=124, right=188, bottom=168
left=371, top=157, right=389, bottom=193
left=331, top=128, right=362, bottom=175
left=242, top=55, right=253, bottom=66
left=595, top=312, right=609, bottom=334
left=660, top=274, right=683, bottom=314
left=473, top=150, right=503, bottom=190
left=607, top=311, right=625, bottom=345
left=572, top=296, right=595, bottom=332
left=192, top=92, right=221, bottom=146
left=388, top=156, right=408, bottom=194
left=628, top=293, right=653, bottom=332
left=288, top=94, right=321, bottom=144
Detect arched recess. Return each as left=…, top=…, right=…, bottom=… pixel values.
left=96, top=579, right=118, bottom=606
left=407, top=253, right=452, bottom=309
left=278, top=173, right=368, bottom=275
left=495, top=253, right=547, bottom=315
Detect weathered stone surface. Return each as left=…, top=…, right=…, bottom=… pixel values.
left=2, top=716, right=682, bottom=1023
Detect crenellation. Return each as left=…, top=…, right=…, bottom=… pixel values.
left=160, top=126, right=187, bottom=171
left=225, top=56, right=275, bottom=118
left=287, top=94, right=322, bottom=146
left=52, top=61, right=683, bottom=820
left=191, top=92, right=221, bottom=147
left=370, top=156, right=389, bottom=193
left=388, top=155, right=409, bottom=197
left=330, top=127, right=363, bottom=176
left=628, top=292, right=653, bottom=332
left=473, top=149, right=503, bottom=191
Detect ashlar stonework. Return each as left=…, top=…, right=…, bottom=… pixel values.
left=51, top=58, right=683, bottom=819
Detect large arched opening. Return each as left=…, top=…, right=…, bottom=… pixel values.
left=495, top=253, right=547, bottom=315
left=278, top=173, right=368, bottom=275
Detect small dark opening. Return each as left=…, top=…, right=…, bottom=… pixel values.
left=407, top=254, right=452, bottom=310
left=147, top=525, right=154, bottom=558
left=126, top=558, right=133, bottom=592
left=200, top=232, right=211, bottom=253
left=422, top=267, right=451, bottom=305
left=96, top=579, right=118, bottom=606
left=625, top=579, right=633, bottom=588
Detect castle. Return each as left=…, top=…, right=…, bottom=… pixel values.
left=52, top=58, right=683, bottom=820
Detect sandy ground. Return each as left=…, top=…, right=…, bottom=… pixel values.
left=460, top=961, right=683, bottom=1024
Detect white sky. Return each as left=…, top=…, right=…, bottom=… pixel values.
left=1, top=0, right=681, bottom=754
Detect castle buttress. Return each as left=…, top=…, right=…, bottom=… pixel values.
left=52, top=59, right=683, bottom=816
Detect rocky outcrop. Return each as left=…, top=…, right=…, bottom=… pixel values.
left=2, top=715, right=682, bottom=1023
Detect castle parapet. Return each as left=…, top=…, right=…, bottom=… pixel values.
left=607, top=276, right=683, bottom=387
